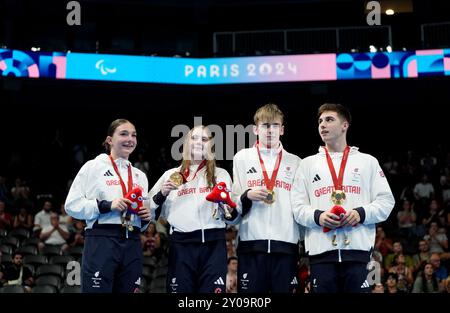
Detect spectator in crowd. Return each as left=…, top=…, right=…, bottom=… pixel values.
left=424, top=222, right=448, bottom=255
left=414, top=174, right=434, bottom=212
left=422, top=200, right=445, bottom=228
left=33, top=200, right=53, bottom=234
left=226, top=256, right=238, bottom=293
left=388, top=254, right=414, bottom=292
left=372, top=282, right=385, bottom=293
left=0, top=199, right=12, bottom=231
left=58, top=202, right=73, bottom=229
left=67, top=219, right=85, bottom=248
left=12, top=207, right=33, bottom=230
left=374, top=226, right=393, bottom=258
left=38, top=212, right=70, bottom=254
left=141, top=222, right=157, bottom=257
left=444, top=276, right=450, bottom=293
left=412, top=262, right=440, bottom=293
left=397, top=198, right=416, bottom=238
left=429, top=253, right=449, bottom=284
left=385, top=273, right=405, bottom=294
left=11, top=178, right=31, bottom=208
left=412, top=240, right=432, bottom=274
left=384, top=241, right=413, bottom=270
left=3, top=252, right=34, bottom=292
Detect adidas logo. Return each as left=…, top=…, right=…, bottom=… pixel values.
left=247, top=167, right=257, bottom=174
left=290, top=277, right=298, bottom=285
left=312, top=174, right=321, bottom=183
left=361, top=280, right=370, bottom=289
left=104, top=170, right=114, bottom=177
left=214, top=277, right=225, bottom=285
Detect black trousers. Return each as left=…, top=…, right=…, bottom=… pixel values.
left=237, top=252, right=298, bottom=293
left=309, top=261, right=371, bottom=293
left=81, top=228, right=142, bottom=293
left=166, top=239, right=227, bottom=293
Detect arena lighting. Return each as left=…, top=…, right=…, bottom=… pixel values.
left=369, top=45, right=377, bottom=53
left=386, top=46, right=393, bottom=53
left=385, top=9, right=395, bottom=15
left=31, top=47, right=41, bottom=52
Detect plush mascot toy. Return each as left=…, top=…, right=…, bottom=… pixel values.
left=125, top=187, right=146, bottom=214
left=323, top=205, right=346, bottom=233
left=206, top=182, right=235, bottom=219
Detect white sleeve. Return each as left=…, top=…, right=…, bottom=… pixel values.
left=360, top=158, right=395, bottom=225
left=64, top=161, right=100, bottom=221
left=291, top=161, right=322, bottom=228
left=146, top=172, right=168, bottom=219
left=231, top=154, right=246, bottom=214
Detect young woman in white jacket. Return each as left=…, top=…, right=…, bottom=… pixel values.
left=149, top=125, right=238, bottom=293
left=65, top=119, right=151, bottom=293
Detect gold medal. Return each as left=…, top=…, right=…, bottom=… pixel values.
left=264, top=190, right=275, bottom=204
left=169, top=172, right=184, bottom=187
left=331, top=189, right=346, bottom=206
left=332, top=234, right=338, bottom=246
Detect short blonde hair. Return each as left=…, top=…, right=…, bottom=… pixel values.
left=254, top=103, right=284, bottom=125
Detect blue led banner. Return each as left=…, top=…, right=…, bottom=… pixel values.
left=1, top=48, right=449, bottom=84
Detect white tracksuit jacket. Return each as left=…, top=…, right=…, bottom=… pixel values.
left=65, top=153, right=149, bottom=230
left=232, top=143, right=302, bottom=254
left=148, top=166, right=238, bottom=242
left=291, top=146, right=395, bottom=263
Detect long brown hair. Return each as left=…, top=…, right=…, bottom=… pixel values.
left=180, top=125, right=216, bottom=187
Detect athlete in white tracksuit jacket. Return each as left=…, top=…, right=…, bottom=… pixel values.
left=148, top=125, right=238, bottom=293
left=232, top=104, right=302, bottom=293
left=65, top=119, right=151, bottom=293
left=291, top=103, right=395, bottom=293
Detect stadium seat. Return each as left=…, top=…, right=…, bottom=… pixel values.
left=0, top=236, right=20, bottom=249
left=41, top=245, right=62, bottom=257
left=148, top=276, right=166, bottom=293
left=22, top=237, right=40, bottom=247
left=36, top=264, right=64, bottom=278
left=1, top=253, right=12, bottom=266
left=32, top=285, right=58, bottom=293
left=60, top=286, right=81, bottom=293
left=9, top=228, right=31, bottom=241
left=17, top=245, right=38, bottom=256
left=143, top=256, right=156, bottom=268
left=142, top=265, right=153, bottom=280
left=151, top=266, right=167, bottom=279
left=66, top=245, right=83, bottom=257
left=0, top=244, right=12, bottom=255
left=23, top=254, right=48, bottom=267
left=0, top=285, right=25, bottom=293
left=35, top=275, right=62, bottom=289
left=49, top=255, right=75, bottom=266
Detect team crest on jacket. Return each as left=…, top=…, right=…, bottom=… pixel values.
left=283, top=166, right=293, bottom=179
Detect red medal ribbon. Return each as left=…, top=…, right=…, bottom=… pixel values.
left=183, top=159, right=207, bottom=182
left=256, top=141, right=283, bottom=191
left=109, top=155, right=133, bottom=196
left=324, top=146, right=350, bottom=190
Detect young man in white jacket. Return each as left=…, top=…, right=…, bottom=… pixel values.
left=291, top=103, right=395, bottom=293
left=232, top=103, right=301, bottom=293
